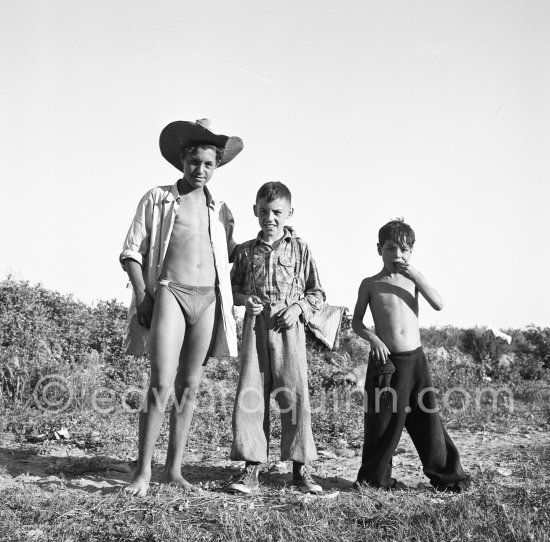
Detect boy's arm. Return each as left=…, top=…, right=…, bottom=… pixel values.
left=395, top=263, right=444, bottom=311
left=276, top=243, right=324, bottom=329
left=293, top=245, right=325, bottom=322
left=351, top=279, right=391, bottom=362
left=231, top=246, right=263, bottom=315
left=119, top=191, right=153, bottom=270
left=125, top=260, right=154, bottom=328
left=233, top=292, right=264, bottom=314
left=120, top=191, right=155, bottom=328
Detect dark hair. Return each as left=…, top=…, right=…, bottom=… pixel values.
left=378, top=218, right=415, bottom=249
left=180, top=143, right=224, bottom=166
left=256, top=181, right=292, bottom=204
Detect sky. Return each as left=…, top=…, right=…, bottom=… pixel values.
left=1, top=0, right=549, bottom=329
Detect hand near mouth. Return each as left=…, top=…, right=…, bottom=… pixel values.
left=394, top=261, right=421, bottom=281
left=393, top=260, right=406, bottom=272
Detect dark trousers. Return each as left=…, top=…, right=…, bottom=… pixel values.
left=357, top=347, right=469, bottom=489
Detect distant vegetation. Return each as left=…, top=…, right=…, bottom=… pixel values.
left=1, top=278, right=549, bottom=411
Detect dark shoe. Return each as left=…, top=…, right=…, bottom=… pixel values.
left=227, top=463, right=260, bottom=494
left=292, top=464, right=323, bottom=494
left=431, top=476, right=471, bottom=493
left=388, top=478, right=407, bottom=490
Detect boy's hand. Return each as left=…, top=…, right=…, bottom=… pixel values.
left=369, top=336, right=391, bottom=363
left=136, top=291, right=154, bottom=328
left=368, top=337, right=395, bottom=390
left=395, top=262, right=445, bottom=311
left=394, top=261, right=421, bottom=282
left=275, top=304, right=302, bottom=330
left=245, top=295, right=264, bottom=316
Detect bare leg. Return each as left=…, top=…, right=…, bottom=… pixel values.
left=160, top=298, right=219, bottom=486
left=125, top=288, right=186, bottom=497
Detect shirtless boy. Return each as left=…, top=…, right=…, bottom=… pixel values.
left=352, top=218, right=470, bottom=491
left=120, top=119, right=243, bottom=496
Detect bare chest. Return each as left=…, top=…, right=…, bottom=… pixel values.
left=171, top=199, right=210, bottom=240
left=161, top=196, right=216, bottom=284
left=370, top=279, right=418, bottom=316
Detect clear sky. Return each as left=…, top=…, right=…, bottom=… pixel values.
left=1, top=0, right=549, bottom=329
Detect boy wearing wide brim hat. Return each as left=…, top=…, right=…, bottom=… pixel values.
left=120, top=119, right=243, bottom=496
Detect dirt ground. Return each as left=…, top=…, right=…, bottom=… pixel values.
left=1, top=426, right=548, bottom=496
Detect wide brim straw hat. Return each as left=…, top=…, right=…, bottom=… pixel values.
left=159, top=118, right=243, bottom=171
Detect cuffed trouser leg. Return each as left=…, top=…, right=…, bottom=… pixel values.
left=230, top=313, right=271, bottom=463
left=404, top=353, right=469, bottom=489
left=230, top=309, right=317, bottom=464
left=269, top=313, right=317, bottom=463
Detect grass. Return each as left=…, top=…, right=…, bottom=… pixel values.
left=1, top=376, right=549, bottom=541
left=1, top=445, right=549, bottom=541
left=1, top=281, right=550, bottom=540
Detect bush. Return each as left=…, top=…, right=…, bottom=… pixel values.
left=421, top=325, right=465, bottom=350
left=1, top=279, right=549, bottom=416
left=459, top=327, right=512, bottom=379
left=509, top=326, right=550, bottom=379
left=0, top=279, right=136, bottom=407
left=0, top=279, right=92, bottom=358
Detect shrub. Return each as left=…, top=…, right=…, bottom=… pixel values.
left=509, top=326, right=550, bottom=379
left=88, top=299, right=127, bottom=361
left=0, top=279, right=133, bottom=407
left=421, top=325, right=465, bottom=349
left=1, top=279, right=549, bottom=418
left=459, top=327, right=513, bottom=379
left=0, top=279, right=92, bottom=358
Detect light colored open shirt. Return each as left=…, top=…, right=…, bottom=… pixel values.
left=120, top=181, right=238, bottom=357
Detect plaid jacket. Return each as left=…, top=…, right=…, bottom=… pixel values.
left=231, top=228, right=325, bottom=322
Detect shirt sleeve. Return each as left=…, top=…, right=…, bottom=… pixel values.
left=230, top=245, right=248, bottom=295
left=295, top=243, right=326, bottom=322
left=119, top=190, right=153, bottom=270
left=220, top=202, right=237, bottom=263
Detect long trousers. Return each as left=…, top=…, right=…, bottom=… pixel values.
left=357, top=347, right=469, bottom=489
left=230, top=309, right=317, bottom=464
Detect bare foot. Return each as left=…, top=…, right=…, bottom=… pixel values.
left=160, top=472, right=195, bottom=491
left=124, top=473, right=151, bottom=497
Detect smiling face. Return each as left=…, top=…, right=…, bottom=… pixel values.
left=378, top=239, right=413, bottom=273
left=180, top=146, right=218, bottom=189
left=254, top=196, right=293, bottom=242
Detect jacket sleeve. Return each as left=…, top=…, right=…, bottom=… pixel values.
left=295, top=243, right=326, bottom=322
left=119, top=190, right=154, bottom=270
left=220, top=202, right=237, bottom=263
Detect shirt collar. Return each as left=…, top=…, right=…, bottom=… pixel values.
left=165, top=180, right=215, bottom=209
left=255, top=227, right=293, bottom=247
